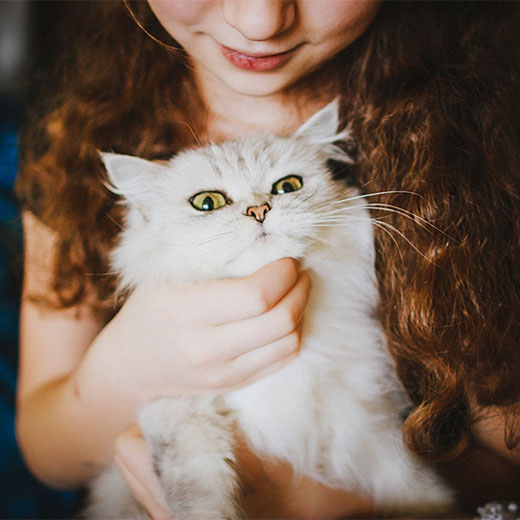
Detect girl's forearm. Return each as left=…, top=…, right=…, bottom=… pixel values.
left=15, top=258, right=307, bottom=489
left=16, top=334, right=141, bottom=489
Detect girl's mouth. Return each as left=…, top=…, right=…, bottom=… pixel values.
left=220, top=45, right=298, bottom=71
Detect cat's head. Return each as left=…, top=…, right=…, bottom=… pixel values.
left=101, top=100, right=362, bottom=286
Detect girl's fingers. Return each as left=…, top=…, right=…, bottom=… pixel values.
left=113, top=425, right=172, bottom=520
left=224, top=323, right=304, bottom=390
left=175, top=258, right=300, bottom=325
left=215, top=271, right=311, bottom=360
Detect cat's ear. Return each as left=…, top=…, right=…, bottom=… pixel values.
left=295, top=98, right=348, bottom=144
left=100, top=152, right=164, bottom=205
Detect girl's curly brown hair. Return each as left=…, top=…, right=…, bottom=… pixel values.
left=16, top=1, right=520, bottom=465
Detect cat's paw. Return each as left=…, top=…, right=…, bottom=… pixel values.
left=138, top=397, right=241, bottom=519
left=86, top=464, right=148, bottom=519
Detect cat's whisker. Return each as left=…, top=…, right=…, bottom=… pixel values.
left=292, top=188, right=340, bottom=211
left=301, top=191, right=388, bottom=213
left=312, top=189, right=429, bottom=223
left=323, top=189, right=456, bottom=240
left=318, top=201, right=452, bottom=240
left=370, top=218, right=436, bottom=263
left=332, top=190, right=422, bottom=205
left=310, top=215, right=410, bottom=261
left=303, top=212, right=371, bottom=227
left=306, top=212, right=436, bottom=263
left=362, top=203, right=451, bottom=238
left=305, top=217, right=365, bottom=228
left=320, top=202, right=413, bottom=219
left=304, top=194, right=353, bottom=212
left=367, top=220, right=407, bottom=262
left=320, top=205, right=428, bottom=229
left=182, top=233, right=241, bottom=275
left=182, top=230, right=235, bottom=253
left=307, top=215, right=405, bottom=257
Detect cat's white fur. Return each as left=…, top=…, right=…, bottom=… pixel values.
left=88, top=101, right=453, bottom=518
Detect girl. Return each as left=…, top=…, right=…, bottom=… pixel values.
left=15, top=1, right=520, bottom=517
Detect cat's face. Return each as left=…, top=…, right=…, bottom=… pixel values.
left=102, top=100, right=360, bottom=285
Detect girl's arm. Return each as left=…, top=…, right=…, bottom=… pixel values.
left=113, top=425, right=376, bottom=520
left=16, top=211, right=109, bottom=487
left=452, top=401, right=520, bottom=505
left=113, top=402, right=520, bottom=520
left=472, top=404, right=520, bottom=466
left=16, top=211, right=310, bottom=488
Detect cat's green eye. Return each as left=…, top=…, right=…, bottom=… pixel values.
left=190, top=191, right=228, bottom=211
left=271, top=175, right=303, bottom=195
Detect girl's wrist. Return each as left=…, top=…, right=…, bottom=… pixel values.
left=71, top=327, right=145, bottom=425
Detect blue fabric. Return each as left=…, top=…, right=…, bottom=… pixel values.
left=0, top=124, right=18, bottom=193
left=0, top=121, right=80, bottom=518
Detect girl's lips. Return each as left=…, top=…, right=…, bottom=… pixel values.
left=220, top=45, right=297, bottom=71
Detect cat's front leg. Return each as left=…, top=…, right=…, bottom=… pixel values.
left=86, top=462, right=149, bottom=519
left=139, top=397, right=241, bottom=520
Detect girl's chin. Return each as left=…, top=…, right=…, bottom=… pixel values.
left=215, top=72, right=302, bottom=98
left=197, top=59, right=306, bottom=98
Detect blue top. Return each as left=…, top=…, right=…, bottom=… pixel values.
left=0, top=121, right=80, bottom=518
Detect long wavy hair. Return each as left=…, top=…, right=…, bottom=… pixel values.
left=17, top=1, right=520, bottom=464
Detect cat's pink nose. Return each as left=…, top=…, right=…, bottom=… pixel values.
left=246, top=202, right=271, bottom=223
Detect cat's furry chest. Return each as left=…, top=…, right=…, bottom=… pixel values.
left=223, top=234, right=396, bottom=485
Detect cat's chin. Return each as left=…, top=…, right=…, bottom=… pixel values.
left=225, top=256, right=285, bottom=278
left=224, top=239, right=308, bottom=278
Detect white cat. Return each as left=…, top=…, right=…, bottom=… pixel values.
left=87, top=101, right=453, bottom=518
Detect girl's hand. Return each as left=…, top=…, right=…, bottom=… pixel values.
left=113, top=424, right=172, bottom=520
left=75, top=258, right=310, bottom=408
left=234, top=436, right=376, bottom=519
left=114, top=424, right=376, bottom=520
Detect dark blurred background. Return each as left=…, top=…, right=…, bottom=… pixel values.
left=0, top=1, right=82, bottom=517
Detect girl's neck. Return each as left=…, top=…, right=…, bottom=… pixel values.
left=193, top=68, right=335, bottom=143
